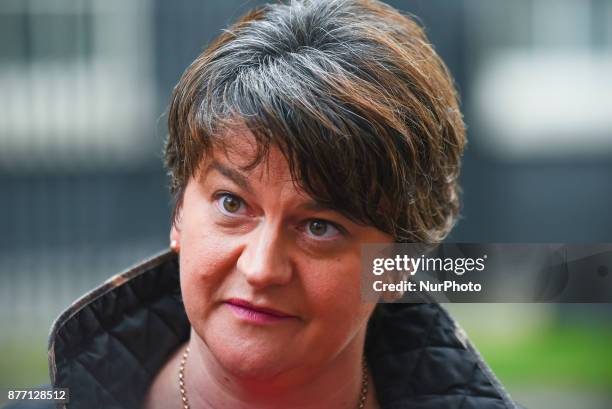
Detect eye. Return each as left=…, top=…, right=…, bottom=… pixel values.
left=305, top=219, right=341, bottom=240
left=215, top=193, right=247, bottom=216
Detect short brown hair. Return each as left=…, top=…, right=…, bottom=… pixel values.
left=165, top=0, right=466, bottom=243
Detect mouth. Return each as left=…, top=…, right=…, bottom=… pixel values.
left=224, top=298, right=297, bottom=324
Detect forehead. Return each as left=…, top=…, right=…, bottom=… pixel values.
left=199, top=127, right=295, bottom=187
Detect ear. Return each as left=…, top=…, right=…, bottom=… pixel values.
left=170, top=207, right=183, bottom=253
left=380, top=287, right=405, bottom=303
left=379, top=266, right=411, bottom=303
left=170, top=223, right=180, bottom=241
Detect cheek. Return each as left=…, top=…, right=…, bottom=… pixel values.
left=178, top=228, right=239, bottom=323
left=300, top=255, right=371, bottom=331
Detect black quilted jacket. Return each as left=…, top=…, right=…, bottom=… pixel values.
left=4, top=251, right=522, bottom=409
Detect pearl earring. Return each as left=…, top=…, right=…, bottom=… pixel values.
left=170, top=240, right=180, bottom=253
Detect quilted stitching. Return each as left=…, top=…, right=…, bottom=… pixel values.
left=406, top=306, right=442, bottom=381
left=366, top=303, right=510, bottom=408
left=52, top=254, right=189, bottom=408
left=71, top=359, right=124, bottom=409
left=386, top=395, right=509, bottom=409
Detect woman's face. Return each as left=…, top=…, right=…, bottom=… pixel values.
left=172, top=129, right=393, bottom=379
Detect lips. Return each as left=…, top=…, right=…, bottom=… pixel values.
left=224, top=298, right=296, bottom=318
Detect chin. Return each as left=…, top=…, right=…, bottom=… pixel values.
left=199, top=322, right=296, bottom=381
left=210, top=339, right=290, bottom=380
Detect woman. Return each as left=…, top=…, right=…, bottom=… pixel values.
left=6, top=1, right=521, bottom=408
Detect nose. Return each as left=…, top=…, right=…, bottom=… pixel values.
left=236, top=222, right=293, bottom=288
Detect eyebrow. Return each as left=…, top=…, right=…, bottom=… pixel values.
left=205, top=161, right=253, bottom=195
left=203, top=160, right=337, bottom=214
left=298, top=201, right=332, bottom=212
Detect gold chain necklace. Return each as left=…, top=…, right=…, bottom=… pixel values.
left=178, top=346, right=369, bottom=409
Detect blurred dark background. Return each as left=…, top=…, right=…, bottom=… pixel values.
left=1, top=1, right=611, bottom=408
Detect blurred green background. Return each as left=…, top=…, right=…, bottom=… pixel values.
left=1, top=0, right=612, bottom=408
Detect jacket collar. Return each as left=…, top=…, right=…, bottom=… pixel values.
left=48, top=250, right=517, bottom=409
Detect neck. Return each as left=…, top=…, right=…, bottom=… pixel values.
left=184, top=328, right=372, bottom=409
